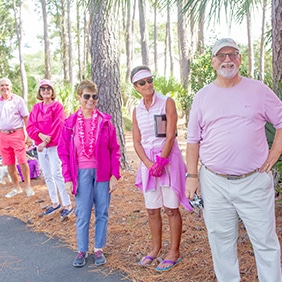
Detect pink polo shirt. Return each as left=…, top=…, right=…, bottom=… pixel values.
left=0, top=94, right=29, bottom=130
left=187, top=77, right=282, bottom=175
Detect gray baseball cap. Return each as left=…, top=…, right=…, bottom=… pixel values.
left=212, top=38, right=239, bottom=56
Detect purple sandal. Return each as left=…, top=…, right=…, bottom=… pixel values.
left=155, top=257, right=182, bottom=272
left=138, top=255, right=155, bottom=267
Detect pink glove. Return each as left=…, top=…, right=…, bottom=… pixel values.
left=149, top=155, right=170, bottom=177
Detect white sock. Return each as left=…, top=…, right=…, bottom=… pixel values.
left=94, top=248, right=102, bottom=253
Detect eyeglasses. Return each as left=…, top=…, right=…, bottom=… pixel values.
left=82, top=93, right=99, bottom=100
left=40, top=86, right=52, bottom=91
left=215, top=52, right=239, bottom=62
left=136, top=78, right=153, bottom=86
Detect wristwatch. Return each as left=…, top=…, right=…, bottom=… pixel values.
left=185, top=173, right=198, bottom=178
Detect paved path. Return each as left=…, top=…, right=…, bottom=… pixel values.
left=0, top=216, right=130, bottom=282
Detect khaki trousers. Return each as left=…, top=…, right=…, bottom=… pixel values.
left=200, top=165, right=282, bottom=282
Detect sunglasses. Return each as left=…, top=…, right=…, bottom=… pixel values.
left=40, top=86, right=52, bottom=91
left=136, top=78, right=153, bottom=86
left=215, top=52, right=239, bottom=62
left=82, top=93, right=99, bottom=100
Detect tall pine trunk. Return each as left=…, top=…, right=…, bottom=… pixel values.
left=61, top=0, right=69, bottom=81
left=14, top=0, right=28, bottom=101
left=246, top=12, right=254, bottom=78
left=272, top=0, right=282, bottom=95
left=138, top=0, right=149, bottom=65
left=90, top=2, right=128, bottom=169
left=67, top=0, right=73, bottom=89
left=40, top=0, right=51, bottom=79
left=259, top=0, right=267, bottom=81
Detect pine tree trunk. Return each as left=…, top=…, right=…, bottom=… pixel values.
left=61, top=0, right=69, bottom=81
left=259, top=0, right=267, bottom=81
left=167, top=5, right=174, bottom=76
left=125, top=0, right=135, bottom=82
left=246, top=12, right=254, bottom=78
left=153, top=5, right=158, bottom=74
left=138, top=0, right=149, bottom=65
left=76, top=0, right=82, bottom=81
left=272, top=0, right=282, bottom=95
left=67, top=0, right=73, bottom=89
left=40, top=0, right=51, bottom=80
left=198, top=12, right=205, bottom=54
left=83, top=12, right=90, bottom=78
left=90, top=1, right=129, bottom=169
left=14, top=0, right=28, bottom=101
left=177, top=3, right=190, bottom=89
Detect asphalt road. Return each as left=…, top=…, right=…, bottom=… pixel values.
left=0, top=216, right=130, bottom=282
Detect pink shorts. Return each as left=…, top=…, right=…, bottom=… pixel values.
left=141, top=166, right=179, bottom=209
left=0, top=130, right=27, bottom=165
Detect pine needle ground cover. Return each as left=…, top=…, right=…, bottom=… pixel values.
left=1, top=131, right=281, bottom=282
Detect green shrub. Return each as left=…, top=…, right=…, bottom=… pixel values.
left=123, top=115, right=132, bottom=132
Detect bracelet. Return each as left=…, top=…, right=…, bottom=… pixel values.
left=185, top=173, right=198, bottom=178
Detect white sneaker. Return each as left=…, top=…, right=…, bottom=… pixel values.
left=5, top=187, right=23, bottom=198
left=26, top=187, right=35, bottom=197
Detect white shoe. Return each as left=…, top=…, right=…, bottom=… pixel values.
left=26, top=187, right=35, bottom=197
left=5, top=187, right=23, bottom=198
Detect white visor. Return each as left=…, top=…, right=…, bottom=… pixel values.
left=132, top=70, right=153, bottom=83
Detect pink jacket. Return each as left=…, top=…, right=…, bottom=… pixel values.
left=27, top=101, right=65, bottom=146
left=57, top=110, right=121, bottom=195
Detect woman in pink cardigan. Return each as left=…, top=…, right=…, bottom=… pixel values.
left=27, top=79, right=73, bottom=218
left=58, top=79, right=120, bottom=268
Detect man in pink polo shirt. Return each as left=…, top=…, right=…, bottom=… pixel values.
left=0, top=77, right=35, bottom=198
left=186, top=38, right=282, bottom=281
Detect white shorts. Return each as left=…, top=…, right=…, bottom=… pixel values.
left=141, top=166, right=179, bottom=209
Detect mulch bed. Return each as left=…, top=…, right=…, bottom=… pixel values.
left=0, top=131, right=282, bottom=282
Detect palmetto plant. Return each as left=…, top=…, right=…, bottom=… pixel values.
left=266, top=85, right=282, bottom=194
left=266, top=120, right=282, bottom=194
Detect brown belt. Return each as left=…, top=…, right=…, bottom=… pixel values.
left=203, top=165, right=259, bottom=180
left=0, top=127, right=23, bottom=135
